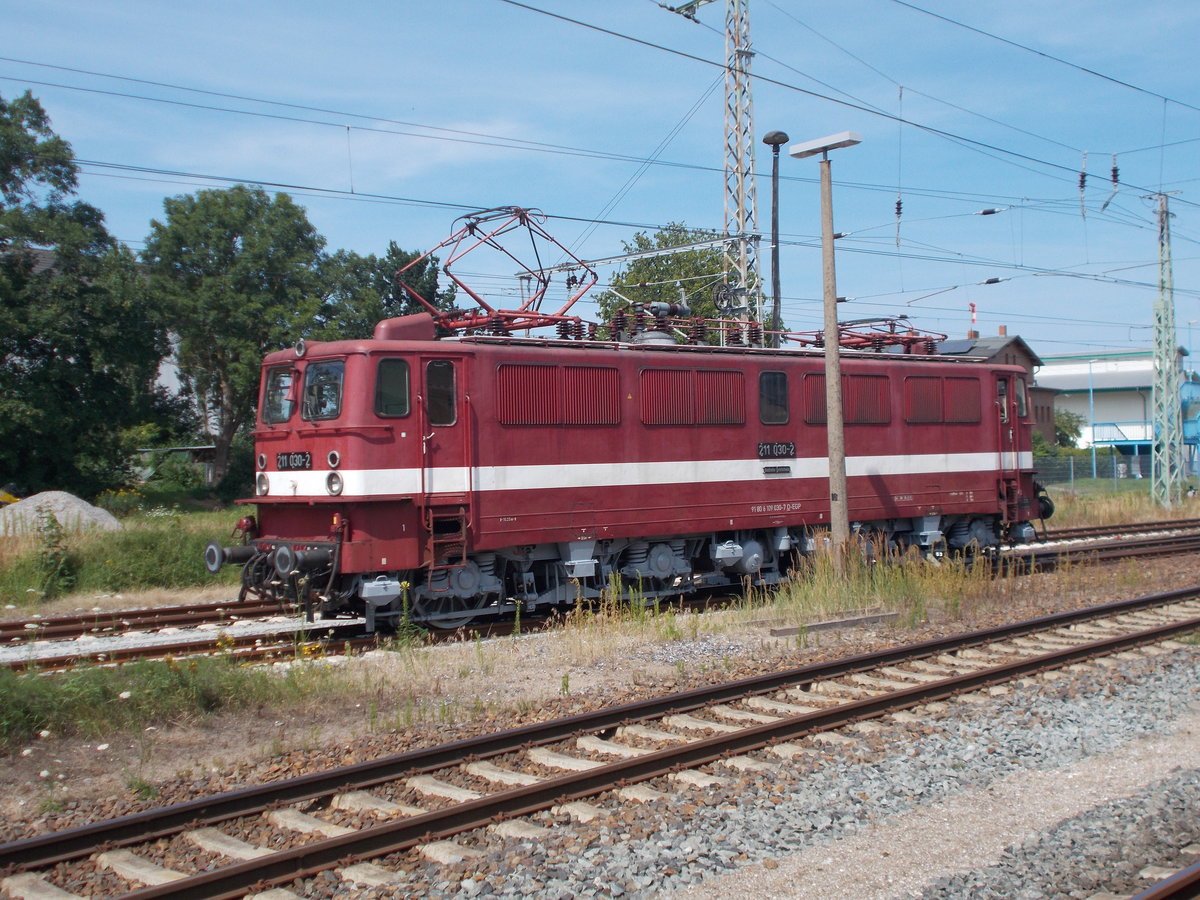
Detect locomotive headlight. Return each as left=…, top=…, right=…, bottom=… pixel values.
left=257, top=453, right=267, bottom=471
left=256, top=473, right=270, bottom=496
left=327, top=450, right=340, bottom=469
left=326, top=472, right=343, bottom=495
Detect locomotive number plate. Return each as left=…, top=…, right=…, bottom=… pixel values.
left=757, top=441, right=796, bottom=459
left=276, top=451, right=313, bottom=471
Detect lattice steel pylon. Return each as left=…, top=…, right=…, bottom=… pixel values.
left=722, top=0, right=760, bottom=320
left=667, top=0, right=761, bottom=321
left=1151, top=192, right=1185, bottom=507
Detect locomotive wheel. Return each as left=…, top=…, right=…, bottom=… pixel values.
left=413, top=593, right=491, bottom=629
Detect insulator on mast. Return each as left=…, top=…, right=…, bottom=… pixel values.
left=1079, top=150, right=1088, bottom=218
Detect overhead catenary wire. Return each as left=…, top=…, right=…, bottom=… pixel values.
left=5, top=7, right=1195, bottom=354
left=886, top=0, right=1200, bottom=117
left=2, top=53, right=1190, bottom=226
left=496, top=0, right=1200, bottom=209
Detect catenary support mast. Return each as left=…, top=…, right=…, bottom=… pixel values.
left=666, top=0, right=760, bottom=321
left=1151, top=192, right=1184, bottom=508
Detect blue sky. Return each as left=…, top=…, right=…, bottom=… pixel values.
left=6, top=0, right=1200, bottom=355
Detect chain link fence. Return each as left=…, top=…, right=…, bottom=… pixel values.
left=1033, top=453, right=1149, bottom=489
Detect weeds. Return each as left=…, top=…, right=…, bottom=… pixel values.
left=0, top=508, right=241, bottom=606
left=0, top=655, right=345, bottom=751
left=34, top=507, right=75, bottom=601
left=1044, top=486, right=1194, bottom=530
left=124, top=775, right=158, bottom=800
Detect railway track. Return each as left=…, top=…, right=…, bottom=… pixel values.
left=1131, top=856, right=1200, bottom=900
left=1010, top=528, right=1200, bottom=570
left=0, top=600, right=286, bottom=644
left=3, top=518, right=1198, bottom=673
left=2, top=587, right=1196, bottom=899
left=0, top=623, right=376, bottom=674
left=1039, top=517, right=1200, bottom=543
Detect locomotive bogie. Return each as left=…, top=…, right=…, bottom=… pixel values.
left=209, top=319, right=1048, bottom=629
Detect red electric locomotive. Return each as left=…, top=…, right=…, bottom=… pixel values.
left=205, top=209, right=1050, bottom=629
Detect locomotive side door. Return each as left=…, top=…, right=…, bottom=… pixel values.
left=418, top=356, right=472, bottom=564
left=994, top=374, right=1019, bottom=521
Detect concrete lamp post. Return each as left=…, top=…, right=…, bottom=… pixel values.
left=790, top=131, right=861, bottom=558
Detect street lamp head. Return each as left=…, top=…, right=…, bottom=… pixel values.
left=789, top=131, right=862, bottom=159
left=762, top=130, right=790, bottom=147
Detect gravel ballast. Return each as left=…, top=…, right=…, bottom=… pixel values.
left=334, top=648, right=1199, bottom=899
left=4, top=555, right=1199, bottom=898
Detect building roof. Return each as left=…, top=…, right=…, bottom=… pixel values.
left=1036, top=353, right=1157, bottom=393
left=1037, top=370, right=1152, bottom=392
left=936, top=334, right=1043, bottom=367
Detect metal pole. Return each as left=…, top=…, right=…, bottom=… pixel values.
left=771, top=144, right=781, bottom=339
left=1088, top=359, right=1097, bottom=479
left=762, top=130, right=789, bottom=347
left=820, top=153, right=850, bottom=555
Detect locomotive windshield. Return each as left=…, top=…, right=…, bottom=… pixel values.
left=262, top=366, right=295, bottom=424
left=301, top=359, right=346, bottom=420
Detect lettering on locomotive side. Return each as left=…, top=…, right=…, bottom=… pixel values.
left=751, top=502, right=803, bottom=513
left=276, top=451, right=313, bottom=471
left=757, top=441, right=796, bottom=459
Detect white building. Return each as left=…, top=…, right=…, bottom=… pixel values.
left=1036, top=348, right=1197, bottom=477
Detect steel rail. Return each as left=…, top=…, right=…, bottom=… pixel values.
left=0, top=624, right=370, bottom=674
left=1010, top=532, right=1200, bottom=569
left=3, top=584, right=1197, bottom=875
left=0, top=600, right=284, bottom=643
left=117, top=612, right=1200, bottom=900
left=1040, top=517, right=1200, bottom=542
left=1131, top=860, right=1200, bottom=900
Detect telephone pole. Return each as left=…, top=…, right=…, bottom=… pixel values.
left=1151, top=191, right=1184, bottom=508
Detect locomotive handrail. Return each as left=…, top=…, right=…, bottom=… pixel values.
left=463, top=391, right=475, bottom=533
left=294, top=425, right=394, bottom=437
left=416, top=391, right=428, bottom=503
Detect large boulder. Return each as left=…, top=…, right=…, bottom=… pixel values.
left=0, top=491, right=123, bottom=536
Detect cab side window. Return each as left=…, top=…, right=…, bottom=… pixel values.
left=996, top=378, right=1009, bottom=424
left=426, top=359, right=456, bottom=426
left=302, top=360, right=345, bottom=420
left=759, top=371, right=788, bottom=424
left=375, top=358, right=410, bottom=417
left=1015, top=377, right=1029, bottom=419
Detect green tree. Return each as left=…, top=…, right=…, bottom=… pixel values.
left=1031, top=429, right=1056, bottom=457
left=142, top=185, right=325, bottom=485
left=593, top=223, right=730, bottom=328
left=0, top=92, right=167, bottom=496
left=310, top=241, right=454, bottom=341
left=1054, top=409, right=1085, bottom=448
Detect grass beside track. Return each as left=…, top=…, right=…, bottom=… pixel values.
left=0, top=652, right=352, bottom=750
left=0, top=508, right=240, bottom=607
left=0, top=488, right=1190, bottom=752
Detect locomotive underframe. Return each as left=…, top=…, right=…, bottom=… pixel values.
left=236, top=510, right=1015, bottom=631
